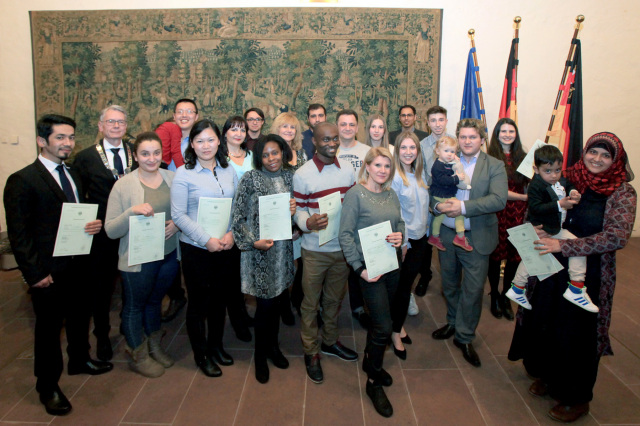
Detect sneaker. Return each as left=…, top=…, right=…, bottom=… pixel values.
left=407, top=293, right=419, bottom=316
left=506, top=287, right=532, bottom=310
left=563, top=286, right=599, bottom=313
left=452, top=235, right=473, bottom=251
left=321, top=341, right=358, bottom=362
left=304, top=354, right=324, bottom=384
left=428, top=235, right=446, bottom=251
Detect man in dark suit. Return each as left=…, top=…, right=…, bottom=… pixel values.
left=430, top=118, right=507, bottom=367
left=388, top=105, right=429, bottom=146
left=74, top=105, right=137, bottom=361
left=4, top=115, right=114, bottom=416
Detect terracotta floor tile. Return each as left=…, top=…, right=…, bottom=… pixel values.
left=591, top=365, right=640, bottom=424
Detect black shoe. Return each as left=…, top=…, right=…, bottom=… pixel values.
left=490, top=295, right=503, bottom=319
left=414, top=280, right=429, bottom=297
left=211, top=347, right=234, bottom=366
left=366, top=380, right=393, bottom=417
left=352, top=310, right=371, bottom=329
left=304, top=354, right=324, bottom=384
left=400, top=334, right=412, bottom=345
left=162, top=297, right=187, bottom=322
left=96, top=337, right=113, bottom=361
left=453, top=339, right=481, bottom=367
left=362, top=357, right=393, bottom=386
left=255, top=356, right=269, bottom=384
left=267, top=347, right=289, bottom=369
left=197, top=357, right=222, bottom=377
left=501, top=295, right=515, bottom=321
left=39, top=387, right=72, bottom=416
left=281, top=308, right=295, bottom=326
left=393, top=345, right=406, bottom=360
left=68, top=359, right=113, bottom=376
left=432, top=324, right=456, bottom=340
left=234, top=327, right=252, bottom=343
left=321, top=341, right=358, bottom=362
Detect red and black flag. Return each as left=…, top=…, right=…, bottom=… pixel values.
left=499, top=37, right=518, bottom=124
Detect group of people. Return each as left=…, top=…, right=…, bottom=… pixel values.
left=3, top=98, right=636, bottom=422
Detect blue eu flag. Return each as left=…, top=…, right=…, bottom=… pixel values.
left=460, top=48, right=484, bottom=126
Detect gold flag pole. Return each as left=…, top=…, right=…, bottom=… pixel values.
left=545, top=15, right=585, bottom=143
left=468, top=29, right=487, bottom=130
left=513, top=16, right=521, bottom=124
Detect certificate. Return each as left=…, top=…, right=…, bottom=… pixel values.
left=516, top=139, right=547, bottom=179
left=197, top=197, right=232, bottom=239
left=507, top=223, right=563, bottom=278
left=52, top=203, right=99, bottom=257
left=318, top=191, right=342, bottom=246
left=259, top=192, right=292, bottom=241
left=358, top=221, right=399, bottom=278
left=128, top=212, right=165, bottom=266
left=293, top=237, right=302, bottom=260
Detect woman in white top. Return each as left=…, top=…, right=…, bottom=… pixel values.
left=390, top=132, right=429, bottom=360
left=365, top=114, right=394, bottom=155
left=222, top=116, right=254, bottom=181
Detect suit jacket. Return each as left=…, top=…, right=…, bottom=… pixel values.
left=3, top=160, right=83, bottom=285
left=389, top=128, right=429, bottom=146
left=430, top=151, right=507, bottom=255
left=73, top=141, right=137, bottom=221
left=527, top=174, right=573, bottom=235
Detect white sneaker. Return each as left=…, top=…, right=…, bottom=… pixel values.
left=408, top=293, right=419, bottom=316
left=563, top=286, right=599, bottom=313
left=506, top=287, right=532, bottom=310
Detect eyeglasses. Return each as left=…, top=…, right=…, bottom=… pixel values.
left=400, top=114, right=415, bottom=118
left=176, top=109, right=196, bottom=115
left=246, top=118, right=264, bottom=123
left=103, top=119, right=126, bottom=126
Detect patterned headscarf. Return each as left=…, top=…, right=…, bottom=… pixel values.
left=564, top=132, right=634, bottom=196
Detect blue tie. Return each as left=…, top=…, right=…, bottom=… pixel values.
left=111, top=148, right=125, bottom=175
left=56, top=164, right=77, bottom=203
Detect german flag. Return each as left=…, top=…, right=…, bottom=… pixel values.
left=499, top=37, right=518, bottom=124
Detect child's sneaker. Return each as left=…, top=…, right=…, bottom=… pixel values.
left=563, top=285, right=599, bottom=313
left=428, top=235, right=446, bottom=251
left=506, top=286, right=532, bottom=310
left=452, top=235, right=473, bottom=252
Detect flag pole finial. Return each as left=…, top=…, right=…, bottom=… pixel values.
left=468, top=29, right=475, bottom=39
left=514, top=16, right=521, bottom=24
left=576, top=15, right=585, bottom=23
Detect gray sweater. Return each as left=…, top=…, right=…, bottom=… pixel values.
left=339, top=184, right=405, bottom=272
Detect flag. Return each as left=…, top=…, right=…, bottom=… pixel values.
left=460, top=48, right=484, bottom=122
left=499, top=37, right=518, bottom=124
left=546, top=40, right=583, bottom=169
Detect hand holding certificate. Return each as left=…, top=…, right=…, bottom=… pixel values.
left=358, top=221, right=399, bottom=279
left=318, top=191, right=342, bottom=246
left=507, top=223, right=563, bottom=279
left=128, top=212, right=165, bottom=266
left=259, top=192, right=292, bottom=241
left=53, top=203, right=99, bottom=257
left=197, top=197, right=232, bottom=240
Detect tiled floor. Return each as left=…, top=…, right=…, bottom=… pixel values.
left=1, top=239, right=639, bottom=425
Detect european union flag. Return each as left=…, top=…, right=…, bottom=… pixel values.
left=460, top=48, right=485, bottom=126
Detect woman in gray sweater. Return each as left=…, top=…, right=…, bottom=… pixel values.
left=339, top=147, right=404, bottom=418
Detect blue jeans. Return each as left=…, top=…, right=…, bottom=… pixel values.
left=121, top=250, right=178, bottom=348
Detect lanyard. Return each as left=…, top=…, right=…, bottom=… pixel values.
left=95, top=142, right=132, bottom=180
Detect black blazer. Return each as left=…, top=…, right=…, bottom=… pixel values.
left=526, top=174, right=574, bottom=235
left=389, top=129, right=429, bottom=146
left=73, top=141, right=137, bottom=221
left=3, top=160, right=83, bottom=285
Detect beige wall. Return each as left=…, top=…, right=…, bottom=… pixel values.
left=1, top=0, right=638, bottom=234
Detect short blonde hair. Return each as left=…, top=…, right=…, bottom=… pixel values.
left=433, top=135, right=458, bottom=159
left=359, top=147, right=395, bottom=191
left=364, top=114, right=389, bottom=149
left=394, top=132, right=428, bottom=189
left=270, top=112, right=302, bottom=152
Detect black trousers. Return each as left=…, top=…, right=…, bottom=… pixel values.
left=254, top=296, right=281, bottom=359
left=391, top=235, right=429, bottom=332
left=488, top=258, right=520, bottom=297
left=31, top=262, right=90, bottom=392
left=165, top=260, right=186, bottom=300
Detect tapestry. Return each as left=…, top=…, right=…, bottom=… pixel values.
left=30, top=8, right=442, bottom=151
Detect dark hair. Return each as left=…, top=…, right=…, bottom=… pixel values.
left=336, top=109, right=358, bottom=124
left=426, top=105, right=447, bottom=119
left=37, top=114, right=76, bottom=141
left=534, top=144, right=563, bottom=167
left=244, top=107, right=265, bottom=121
left=589, top=141, right=615, bottom=157
left=307, top=104, right=326, bottom=116
left=398, top=105, right=416, bottom=116
left=221, top=115, right=248, bottom=154
left=134, top=131, right=162, bottom=153
left=174, top=98, right=198, bottom=114
left=253, top=134, right=293, bottom=171
left=487, top=118, right=528, bottom=187
left=184, top=119, right=228, bottom=169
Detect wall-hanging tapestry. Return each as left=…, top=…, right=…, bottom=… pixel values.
left=31, top=8, right=442, bottom=151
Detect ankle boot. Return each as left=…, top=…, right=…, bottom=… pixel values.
left=255, top=354, right=269, bottom=384
left=490, top=294, right=503, bottom=319
left=148, top=330, right=174, bottom=368
left=366, top=380, right=393, bottom=417
left=127, top=339, right=165, bottom=378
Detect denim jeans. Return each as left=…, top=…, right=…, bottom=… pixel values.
left=121, top=250, right=178, bottom=348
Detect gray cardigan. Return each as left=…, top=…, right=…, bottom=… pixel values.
left=104, top=169, right=176, bottom=272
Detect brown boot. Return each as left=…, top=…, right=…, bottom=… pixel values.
left=127, top=339, right=165, bottom=378
left=148, top=330, right=174, bottom=368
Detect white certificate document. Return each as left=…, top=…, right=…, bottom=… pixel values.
left=318, top=191, right=342, bottom=246
left=259, top=192, right=292, bottom=241
left=52, top=203, right=99, bottom=257
left=128, top=212, right=165, bottom=266
left=517, top=139, right=547, bottom=179
left=197, top=197, right=232, bottom=239
left=507, top=223, right=563, bottom=278
left=358, top=221, right=399, bottom=278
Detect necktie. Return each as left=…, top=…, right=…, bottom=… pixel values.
left=111, top=148, right=125, bottom=176
left=56, top=164, right=77, bottom=203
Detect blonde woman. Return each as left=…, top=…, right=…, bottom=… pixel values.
left=364, top=114, right=394, bottom=155
left=271, top=112, right=307, bottom=171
